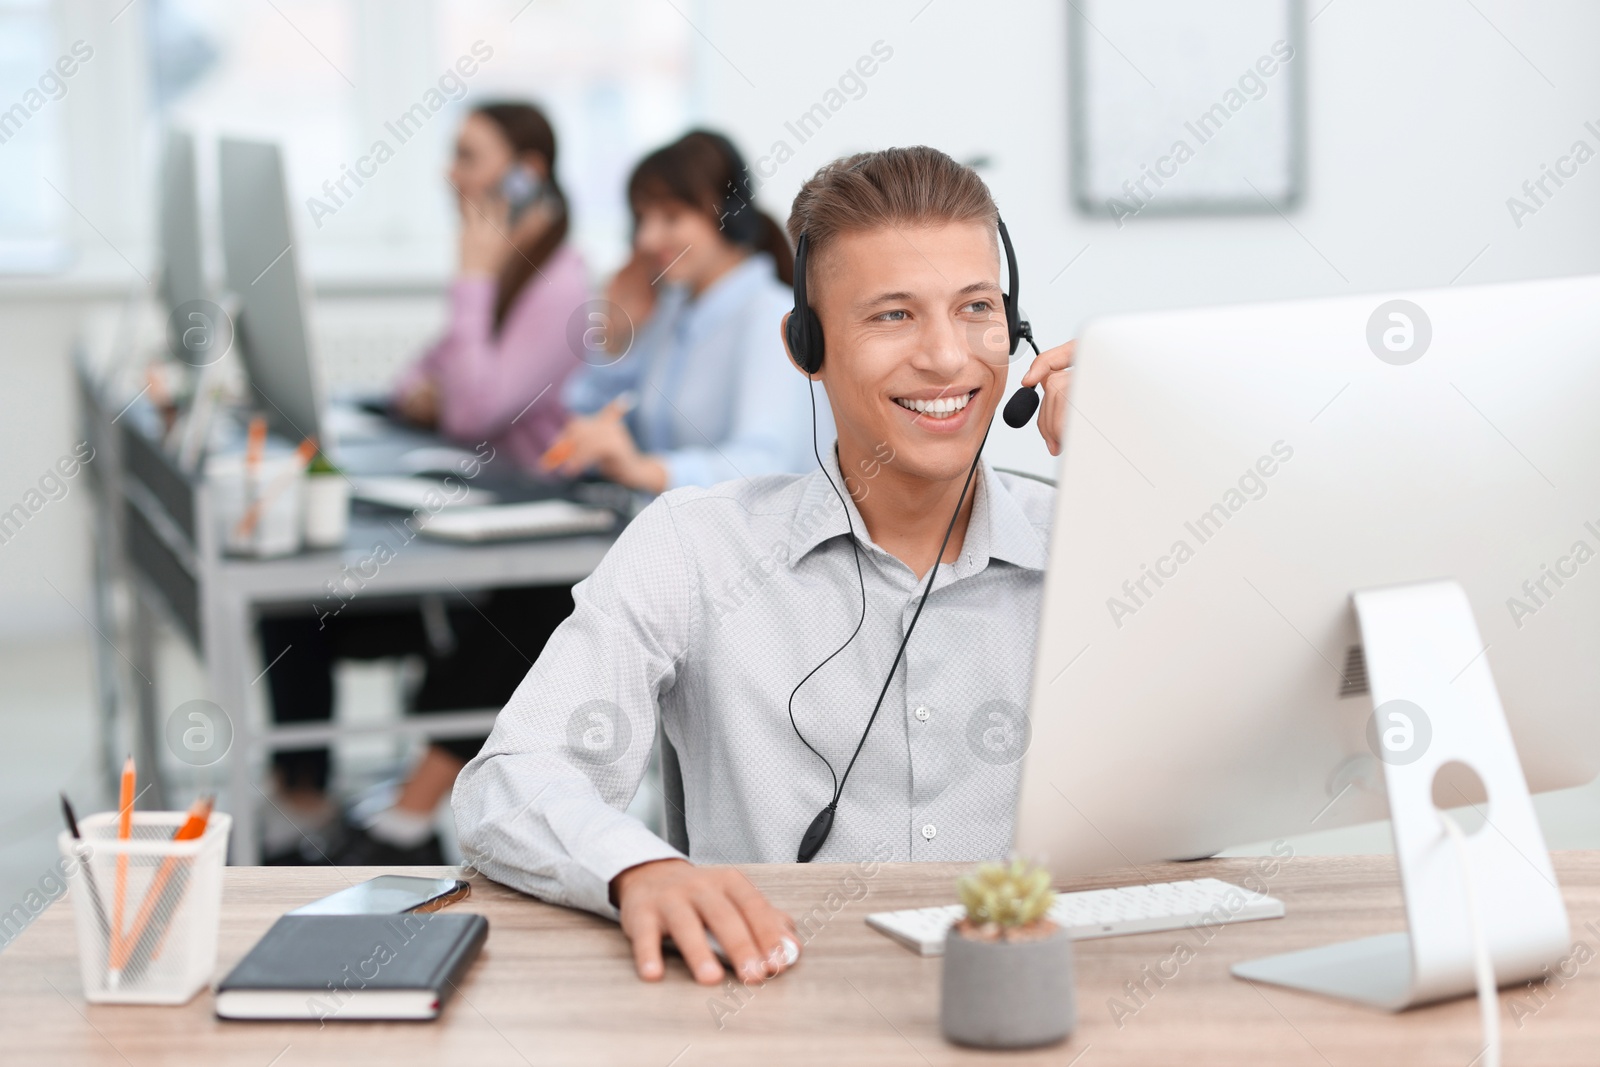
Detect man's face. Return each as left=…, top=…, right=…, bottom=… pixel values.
left=795, top=222, right=1012, bottom=483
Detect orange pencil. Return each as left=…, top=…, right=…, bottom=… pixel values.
left=120, top=796, right=214, bottom=977
left=238, top=414, right=268, bottom=542
left=244, top=414, right=267, bottom=492
left=233, top=436, right=317, bottom=540
left=245, top=414, right=267, bottom=470
left=108, top=755, right=134, bottom=989
left=539, top=393, right=635, bottom=472
left=538, top=438, right=574, bottom=471
left=146, top=365, right=174, bottom=413
left=172, top=795, right=214, bottom=842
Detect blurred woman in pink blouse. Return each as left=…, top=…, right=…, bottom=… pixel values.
left=259, top=102, right=587, bottom=865
left=390, top=102, right=587, bottom=466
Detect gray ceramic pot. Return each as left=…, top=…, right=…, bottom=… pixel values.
left=939, top=924, right=1076, bottom=1049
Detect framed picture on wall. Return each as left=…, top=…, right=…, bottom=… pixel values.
left=1069, top=0, right=1306, bottom=224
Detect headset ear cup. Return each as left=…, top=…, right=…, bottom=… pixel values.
left=785, top=310, right=809, bottom=372
left=721, top=195, right=760, bottom=246
left=1003, top=292, right=1022, bottom=356
left=788, top=230, right=824, bottom=374
left=802, top=307, right=825, bottom=373
left=787, top=306, right=824, bottom=375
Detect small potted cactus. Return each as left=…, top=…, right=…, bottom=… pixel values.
left=940, top=858, right=1076, bottom=1049
left=301, top=450, right=349, bottom=549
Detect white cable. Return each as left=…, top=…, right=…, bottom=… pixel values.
left=1439, top=810, right=1499, bottom=1067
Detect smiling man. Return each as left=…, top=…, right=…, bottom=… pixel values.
left=453, top=146, right=1074, bottom=989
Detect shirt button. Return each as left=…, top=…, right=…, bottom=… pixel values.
left=921, top=823, right=937, bottom=841
left=914, top=705, right=930, bottom=722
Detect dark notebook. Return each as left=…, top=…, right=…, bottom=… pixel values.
left=215, top=913, right=488, bottom=1021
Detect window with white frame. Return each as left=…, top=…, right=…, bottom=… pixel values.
left=0, top=0, right=69, bottom=271
left=151, top=0, right=694, bottom=276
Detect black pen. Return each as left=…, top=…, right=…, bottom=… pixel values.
left=60, top=793, right=111, bottom=941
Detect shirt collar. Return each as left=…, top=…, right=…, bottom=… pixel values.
left=976, top=459, right=1051, bottom=571
left=786, top=443, right=1049, bottom=573
left=785, top=444, right=858, bottom=566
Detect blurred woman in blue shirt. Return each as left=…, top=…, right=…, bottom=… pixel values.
left=547, top=130, right=832, bottom=490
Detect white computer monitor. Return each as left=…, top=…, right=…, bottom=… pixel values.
left=1015, top=273, right=1600, bottom=876
left=217, top=137, right=327, bottom=446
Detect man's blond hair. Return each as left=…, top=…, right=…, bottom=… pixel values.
left=786, top=147, right=998, bottom=277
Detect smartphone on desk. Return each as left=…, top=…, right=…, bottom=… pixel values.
left=289, top=875, right=471, bottom=916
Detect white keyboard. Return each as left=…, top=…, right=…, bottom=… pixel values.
left=866, top=877, right=1284, bottom=956
left=350, top=476, right=499, bottom=511
left=417, top=501, right=616, bottom=542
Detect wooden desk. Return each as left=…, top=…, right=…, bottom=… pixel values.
left=5, top=854, right=1599, bottom=1065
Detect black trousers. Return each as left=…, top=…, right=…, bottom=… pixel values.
left=258, top=585, right=575, bottom=793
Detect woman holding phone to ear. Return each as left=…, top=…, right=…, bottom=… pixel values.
left=547, top=129, right=832, bottom=492
left=391, top=101, right=587, bottom=469
left=259, top=102, right=586, bottom=866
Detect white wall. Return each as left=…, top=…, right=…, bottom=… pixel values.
left=3, top=0, right=1599, bottom=637
left=689, top=0, right=1600, bottom=477
left=0, top=298, right=103, bottom=638
left=0, top=0, right=150, bottom=638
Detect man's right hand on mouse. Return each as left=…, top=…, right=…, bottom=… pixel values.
left=611, top=858, right=800, bottom=985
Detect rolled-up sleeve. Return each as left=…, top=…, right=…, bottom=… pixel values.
left=452, top=498, right=698, bottom=918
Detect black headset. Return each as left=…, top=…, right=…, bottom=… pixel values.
left=788, top=218, right=1042, bottom=425
left=784, top=214, right=1044, bottom=862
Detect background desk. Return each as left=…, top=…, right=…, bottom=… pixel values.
left=5, top=854, right=1599, bottom=1065
left=78, top=361, right=620, bottom=862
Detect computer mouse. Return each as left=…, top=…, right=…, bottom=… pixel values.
left=668, top=933, right=800, bottom=970
left=708, top=932, right=800, bottom=969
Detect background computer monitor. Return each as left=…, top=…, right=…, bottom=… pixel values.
left=217, top=136, right=326, bottom=445
left=1016, top=274, right=1600, bottom=875
left=158, top=128, right=205, bottom=313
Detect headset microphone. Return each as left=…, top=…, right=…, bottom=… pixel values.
left=1003, top=381, right=1041, bottom=429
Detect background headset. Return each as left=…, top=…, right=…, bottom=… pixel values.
left=702, top=131, right=764, bottom=247
left=784, top=213, right=1044, bottom=862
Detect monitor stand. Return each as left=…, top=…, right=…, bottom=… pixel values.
left=1232, top=579, right=1570, bottom=1009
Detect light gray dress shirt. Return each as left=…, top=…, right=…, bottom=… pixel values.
left=453, top=445, right=1053, bottom=919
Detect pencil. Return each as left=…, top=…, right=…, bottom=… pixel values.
left=539, top=438, right=575, bottom=471
left=108, top=755, right=134, bottom=990
left=236, top=414, right=269, bottom=539
left=245, top=414, right=266, bottom=472
left=233, top=436, right=317, bottom=540
left=121, top=795, right=213, bottom=981
left=59, top=793, right=110, bottom=942
left=539, top=392, right=636, bottom=471
left=146, top=365, right=169, bottom=409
